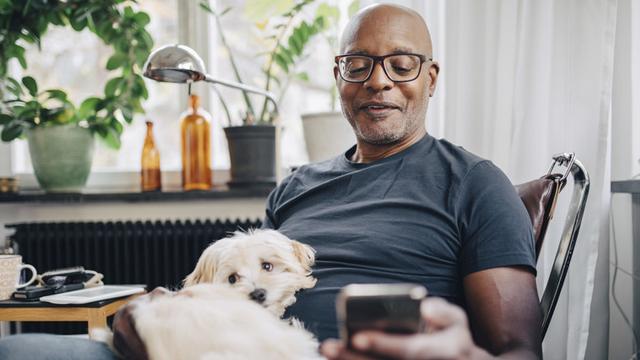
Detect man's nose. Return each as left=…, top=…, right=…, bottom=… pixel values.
left=365, top=62, right=393, bottom=91
left=249, top=288, right=267, bottom=303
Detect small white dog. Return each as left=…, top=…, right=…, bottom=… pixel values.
left=107, top=229, right=320, bottom=360
left=183, top=229, right=317, bottom=317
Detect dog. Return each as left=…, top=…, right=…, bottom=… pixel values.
left=183, top=229, right=317, bottom=317
left=105, top=229, right=320, bottom=360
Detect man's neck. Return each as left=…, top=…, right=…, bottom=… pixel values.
left=350, top=129, right=427, bottom=163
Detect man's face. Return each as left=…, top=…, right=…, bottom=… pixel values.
left=335, top=9, right=438, bottom=145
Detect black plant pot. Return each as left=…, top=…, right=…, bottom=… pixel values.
left=224, top=125, right=276, bottom=188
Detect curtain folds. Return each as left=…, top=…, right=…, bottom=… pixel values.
left=416, top=0, right=617, bottom=358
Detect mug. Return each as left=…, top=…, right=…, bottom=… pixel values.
left=0, top=255, right=37, bottom=300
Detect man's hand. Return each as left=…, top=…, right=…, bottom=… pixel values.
left=320, top=297, right=492, bottom=360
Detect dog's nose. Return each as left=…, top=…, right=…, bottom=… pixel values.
left=249, top=288, right=267, bottom=303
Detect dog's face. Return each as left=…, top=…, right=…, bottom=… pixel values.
left=183, top=229, right=317, bottom=317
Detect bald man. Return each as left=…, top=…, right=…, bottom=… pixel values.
left=262, top=3, right=542, bottom=359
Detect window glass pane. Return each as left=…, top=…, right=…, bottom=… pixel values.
left=11, top=0, right=181, bottom=173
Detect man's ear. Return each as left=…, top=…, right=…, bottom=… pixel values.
left=428, top=61, right=440, bottom=97
left=183, top=246, right=217, bottom=287
left=291, top=240, right=316, bottom=274
left=333, top=65, right=339, bottom=81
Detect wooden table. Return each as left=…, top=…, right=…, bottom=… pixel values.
left=0, top=294, right=141, bottom=338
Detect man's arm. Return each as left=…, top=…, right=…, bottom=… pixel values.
left=463, top=266, right=542, bottom=359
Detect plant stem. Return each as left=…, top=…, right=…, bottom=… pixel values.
left=258, top=14, right=296, bottom=123
left=212, top=85, right=232, bottom=127
left=213, top=10, right=256, bottom=120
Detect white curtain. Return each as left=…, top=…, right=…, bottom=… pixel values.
left=410, top=0, right=617, bottom=358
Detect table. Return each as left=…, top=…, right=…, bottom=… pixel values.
left=611, top=179, right=640, bottom=346
left=0, top=294, right=141, bottom=339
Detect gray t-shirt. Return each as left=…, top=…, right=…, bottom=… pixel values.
left=262, top=134, right=536, bottom=341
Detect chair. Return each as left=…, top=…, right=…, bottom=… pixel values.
left=514, top=153, right=590, bottom=338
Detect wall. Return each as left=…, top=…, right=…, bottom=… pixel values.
left=609, top=0, right=640, bottom=358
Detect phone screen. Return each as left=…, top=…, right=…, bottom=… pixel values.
left=337, top=283, right=427, bottom=345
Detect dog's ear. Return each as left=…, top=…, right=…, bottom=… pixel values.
left=291, top=240, right=315, bottom=273
left=183, top=246, right=217, bottom=287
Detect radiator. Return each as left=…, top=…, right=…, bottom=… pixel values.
left=5, top=218, right=262, bottom=335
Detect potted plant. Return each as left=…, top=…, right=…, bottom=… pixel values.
left=199, top=0, right=339, bottom=186
left=0, top=0, right=153, bottom=192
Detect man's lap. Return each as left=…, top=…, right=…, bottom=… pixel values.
left=0, top=334, right=116, bottom=360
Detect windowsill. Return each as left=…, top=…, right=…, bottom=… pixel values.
left=0, top=184, right=274, bottom=203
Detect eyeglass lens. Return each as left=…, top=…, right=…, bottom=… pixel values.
left=339, top=55, right=422, bottom=82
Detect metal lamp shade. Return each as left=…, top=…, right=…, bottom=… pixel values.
left=143, top=44, right=207, bottom=83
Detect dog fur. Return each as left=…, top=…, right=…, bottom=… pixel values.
left=183, top=229, right=317, bottom=317
left=104, top=229, right=320, bottom=360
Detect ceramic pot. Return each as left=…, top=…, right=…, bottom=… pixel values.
left=301, top=111, right=355, bottom=163
left=27, top=125, right=95, bottom=193
left=224, top=125, right=276, bottom=188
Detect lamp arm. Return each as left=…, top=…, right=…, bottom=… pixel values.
left=204, top=75, right=279, bottom=115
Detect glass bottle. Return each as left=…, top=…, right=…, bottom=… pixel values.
left=180, top=94, right=212, bottom=191
left=141, top=120, right=162, bottom=192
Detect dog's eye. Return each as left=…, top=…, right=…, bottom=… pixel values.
left=228, top=274, right=238, bottom=284
left=261, top=262, right=273, bottom=272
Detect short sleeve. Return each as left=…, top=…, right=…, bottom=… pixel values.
left=260, top=174, right=294, bottom=230
left=457, top=161, right=536, bottom=276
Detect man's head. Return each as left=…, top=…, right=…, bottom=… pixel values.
left=335, top=4, right=439, bottom=146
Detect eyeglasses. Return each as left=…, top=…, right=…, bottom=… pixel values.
left=335, top=53, right=430, bottom=83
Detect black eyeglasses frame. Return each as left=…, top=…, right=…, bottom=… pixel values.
left=334, top=53, right=431, bottom=83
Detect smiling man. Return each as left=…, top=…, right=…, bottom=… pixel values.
left=262, top=3, right=542, bottom=360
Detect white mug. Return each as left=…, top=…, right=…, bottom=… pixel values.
left=0, top=255, right=37, bottom=300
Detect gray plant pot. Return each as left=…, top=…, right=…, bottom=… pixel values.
left=224, top=125, right=276, bottom=188
left=27, top=125, right=95, bottom=193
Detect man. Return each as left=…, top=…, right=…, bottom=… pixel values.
left=262, top=3, right=541, bottom=359
left=0, top=3, right=540, bottom=360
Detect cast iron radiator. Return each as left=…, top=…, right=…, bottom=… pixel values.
left=5, top=218, right=262, bottom=335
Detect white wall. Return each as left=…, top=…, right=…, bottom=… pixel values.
left=609, top=0, right=640, bottom=359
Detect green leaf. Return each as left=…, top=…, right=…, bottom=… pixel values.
left=1, top=121, right=26, bottom=142
left=104, top=77, right=123, bottom=97
left=45, top=89, right=67, bottom=101
left=21, top=76, right=37, bottom=97
left=273, top=52, right=289, bottom=73
left=106, top=53, right=126, bottom=70
left=348, top=0, right=360, bottom=17
left=78, top=97, right=101, bottom=119
left=316, top=3, right=339, bottom=22
left=133, top=12, right=150, bottom=26
left=295, top=72, right=309, bottom=82
left=199, top=1, right=215, bottom=15
left=220, top=6, right=232, bottom=16
left=124, top=6, right=134, bottom=18
left=102, top=126, right=121, bottom=149
left=5, top=77, right=23, bottom=97
left=278, top=47, right=294, bottom=66
left=0, top=113, right=12, bottom=125
left=288, top=31, right=302, bottom=55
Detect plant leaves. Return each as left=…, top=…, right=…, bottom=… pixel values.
left=133, top=12, right=150, bottom=26
left=21, top=76, right=37, bottom=96
left=348, top=0, right=361, bottom=17
left=5, top=77, right=23, bottom=97
left=106, top=53, right=127, bottom=70
left=104, top=77, right=123, bottom=97
left=0, top=113, right=12, bottom=125
left=45, top=89, right=67, bottom=101
left=78, top=97, right=101, bottom=119
left=1, top=121, right=26, bottom=142
left=273, top=52, right=289, bottom=73
left=102, top=125, right=121, bottom=149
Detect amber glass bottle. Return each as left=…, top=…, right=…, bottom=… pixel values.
left=181, top=94, right=212, bottom=191
left=141, top=120, right=162, bottom=192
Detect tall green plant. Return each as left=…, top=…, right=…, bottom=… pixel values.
left=199, top=0, right=337, bottom=125
left=0, top=0, right=153, bottom=149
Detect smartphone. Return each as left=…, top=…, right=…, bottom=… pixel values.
left=336, top=283, right=427, bottom=347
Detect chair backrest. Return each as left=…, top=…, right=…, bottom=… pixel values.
left=514, top=153, right=590, bottom=338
